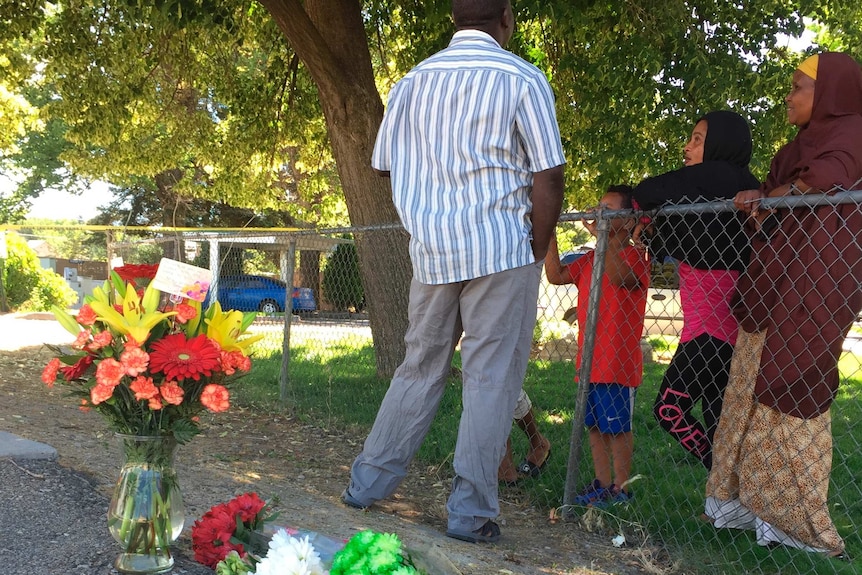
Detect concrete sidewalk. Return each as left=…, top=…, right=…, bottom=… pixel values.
left=0, top=431, right=57, bottom=459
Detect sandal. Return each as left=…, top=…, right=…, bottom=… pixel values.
left=827, top=550, right=850, bottom=562
left=517, top=445, right=551, bottom=478
left=446, top=519, right=501, bottom=544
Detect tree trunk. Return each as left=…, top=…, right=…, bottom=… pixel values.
left=298, top=249, right=320, bottom=308
left=259, top=0, right=411, bottom=377
left=154, top=169, right=187, bottom=261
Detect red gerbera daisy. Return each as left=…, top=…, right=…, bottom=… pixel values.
left=149, top=334, right=221, bottom=381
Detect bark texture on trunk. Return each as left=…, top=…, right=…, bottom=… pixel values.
left=259, top=0, right=412, bottom=376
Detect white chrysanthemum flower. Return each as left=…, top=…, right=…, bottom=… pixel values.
left=288, top=536, right=321, bottom=563
left=256, top=531, right=328, bottom=575
left=269, top=528, right=295, bottom=551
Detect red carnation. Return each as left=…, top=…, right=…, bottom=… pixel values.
left=149, top=334, right=221, bottom=381
left=113, top=263, right=159, bottom=284
left=191, top=505, right=244, bottom=568
left=227, top=492, right=266, bottom=524
left=60, top=355, right=94, bottom=381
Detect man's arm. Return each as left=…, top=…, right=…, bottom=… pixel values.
left=530, top=165, right=565, bottom=261
left=544, top=235, right=572, bottom=285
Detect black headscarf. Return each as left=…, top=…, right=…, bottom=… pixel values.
left=632, top=110, right=760, bottom=271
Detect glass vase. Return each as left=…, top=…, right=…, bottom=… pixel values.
left=108, top=434, right=185, bottom=574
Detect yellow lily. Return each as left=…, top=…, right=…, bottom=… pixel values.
left=204, top=301, right=263, bottom=353
left=88, top=283, right=177, bottom=344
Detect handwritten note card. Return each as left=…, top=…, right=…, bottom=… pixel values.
left=151, top=258, right=213, bottom=302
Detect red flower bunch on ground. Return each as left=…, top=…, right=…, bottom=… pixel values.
left=41, top=266, right=263, bottom=444
left=191, top=492, right=270, bottom=568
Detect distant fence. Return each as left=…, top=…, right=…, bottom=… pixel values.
left=10, top=188, right=862, bottom=573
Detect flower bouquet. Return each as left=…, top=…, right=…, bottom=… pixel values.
left=193, top=494, right=429, bottom=575
left=41, top=261, right=263, bottom=574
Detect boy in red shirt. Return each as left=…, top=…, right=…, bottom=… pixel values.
left=545, top=185, right=649, bottom=506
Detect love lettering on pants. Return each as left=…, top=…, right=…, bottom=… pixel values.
left=656, top=387, right=708, bottom=456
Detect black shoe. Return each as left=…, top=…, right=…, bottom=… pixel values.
left=341, top=489, right=368, bottom=510
left=446, top=519, right=501, bottom=544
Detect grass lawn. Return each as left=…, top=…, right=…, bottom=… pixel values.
left=237, top=334, right=862, bottom=574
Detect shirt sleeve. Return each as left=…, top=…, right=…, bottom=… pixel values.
left=514, top=73, right=566, bottom=173
left=371, top=82, right=407, bottom=172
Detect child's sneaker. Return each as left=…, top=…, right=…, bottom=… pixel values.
left=594, top=484, right=634, bottom=508
left=574, top=479, right=610, bottom=506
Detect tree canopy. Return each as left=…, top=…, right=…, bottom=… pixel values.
left=3, top=1, right=862, bottom=217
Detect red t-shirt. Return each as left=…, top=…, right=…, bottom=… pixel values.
left=568, top=246, right=650, bottom=387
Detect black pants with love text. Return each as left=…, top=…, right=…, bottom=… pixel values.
left=652, top=333, right=734, bottom=470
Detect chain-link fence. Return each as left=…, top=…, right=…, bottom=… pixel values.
left=543, top=188, right=862, bottom=574
left=11, top=189, right=861, bottom=573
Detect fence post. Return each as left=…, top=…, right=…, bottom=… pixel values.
left=279, top=236, right=297, bottom=407
left=563, top=211, right=610, bottom=515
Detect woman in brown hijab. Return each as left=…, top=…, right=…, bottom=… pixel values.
left=704, top=52, right=862, bottom=558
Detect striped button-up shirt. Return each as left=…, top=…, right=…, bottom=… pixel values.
left=372, top=30, right=565, bottom=285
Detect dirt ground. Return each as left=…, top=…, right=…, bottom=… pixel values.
left=0, top=313, right=672, bottom=575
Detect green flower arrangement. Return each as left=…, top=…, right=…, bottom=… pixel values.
left=330, top=531, right=423, bottom=575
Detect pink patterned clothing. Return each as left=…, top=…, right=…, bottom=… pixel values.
left=678, top=262, right=739, bottom=346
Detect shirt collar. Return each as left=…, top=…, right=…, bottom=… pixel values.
left=449, top=29, right=502, bottom=49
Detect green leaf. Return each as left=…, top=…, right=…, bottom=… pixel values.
left=171, top=419, right=200, bottom=445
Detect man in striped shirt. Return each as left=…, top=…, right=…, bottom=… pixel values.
left=343, top=0, right=565, bottom=544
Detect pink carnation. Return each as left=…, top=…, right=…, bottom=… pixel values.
left=220, top=350, right=251, bottom=375
left=88, top=330, right=113, bottom=351
left=160, top=381, right=185, bottom=406
left=121, top=346, right=150, bottom=377
left=41, top=358, right=61, bottom=386
left=91, top=382, right=116, bottom=405
left=95, top=358, right=125, bottom=387
left=129, top=376, right=158, bottom=400
left=76, top=304, right=98, bottom=326
left=174, top=303, right=198, bottom=324
left=71, top=330, right=91, bottom=350
left=201, top=384, right=230, bottom=412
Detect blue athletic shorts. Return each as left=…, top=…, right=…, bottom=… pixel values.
left=584, top=383, right=635, bottom=434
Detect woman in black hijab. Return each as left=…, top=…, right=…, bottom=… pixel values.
left=633, top=111, right=759, bottom=470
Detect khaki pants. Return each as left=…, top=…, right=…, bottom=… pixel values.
left=347, top=260, right=542, bottom=532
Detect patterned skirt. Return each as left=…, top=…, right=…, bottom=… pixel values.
left=704, top=329, right=843, bottom=553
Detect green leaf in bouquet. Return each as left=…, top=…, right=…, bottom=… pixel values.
left=170, top=419, right=200, bottom=445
